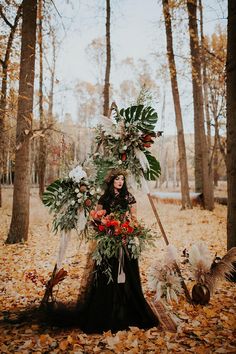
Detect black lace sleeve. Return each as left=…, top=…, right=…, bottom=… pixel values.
left=125, top=192, right=136, bottom=205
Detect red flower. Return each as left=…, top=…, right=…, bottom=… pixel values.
left=84, top=199, right=92, bottom=207
left=121, top=221, right=129, bottom=229
left=127, top=226, right=134, bottom=233
left=110, top=220, right=120, bottom=227
left=98, top=225, right=105, bottom=232
left=121, top=153, right=127, bottom=161
left=143, top=143, right=152, bottom=148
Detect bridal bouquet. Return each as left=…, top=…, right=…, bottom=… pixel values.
left=89, top=210, right=155, bottom=265
left=43, top=165, right=100, bottom=233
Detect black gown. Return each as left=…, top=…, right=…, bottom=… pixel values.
left=76, top=192, right=159, bottom=334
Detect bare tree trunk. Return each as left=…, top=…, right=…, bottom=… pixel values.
left=38, top=0, right=46, bottom=198
left=187, top=0, right=214, bottom=210
left=103, top=0, right=111, bottom=117
left=227, top=0, right=236, bottom=250
left=162, top=0, right=191, bottom=209
left=0, top=4, right=22, bottom=207
left=6, top=0, right=37, bottom=244
left=47, top=27, right=56, bottom=184
left=199, top=0, right=211, bottom=151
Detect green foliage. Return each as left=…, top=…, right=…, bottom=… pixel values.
left=42, top=177, right=99, bottom=233
left=144, top=151, right=161, bottom=181
left=94, top=104, right=161, bottom=184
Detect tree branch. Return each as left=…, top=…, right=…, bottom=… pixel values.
left=0, top=5, right=14, bottom=29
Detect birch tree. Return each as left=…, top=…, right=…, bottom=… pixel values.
left=187, top=0, right=214, bottom=210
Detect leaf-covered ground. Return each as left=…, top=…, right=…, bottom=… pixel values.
left=0, top=187, right=235, bottom=353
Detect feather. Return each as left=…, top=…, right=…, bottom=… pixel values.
left=189, top=243, right=212, bottom=283
left=92, top=115, right=115, bottom=135
left=206, top=247, right=236, bottom=292
left=164, top=245, right=178, bottom=266
left=134, top=148, right=149, bottom=172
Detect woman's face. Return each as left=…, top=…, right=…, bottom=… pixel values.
left=113, top=175, right=124, bottom=191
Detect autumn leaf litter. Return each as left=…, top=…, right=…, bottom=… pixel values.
left=0, top=188, right=235, bottom=353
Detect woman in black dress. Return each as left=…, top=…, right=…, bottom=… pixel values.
left=76, top=169, right=159, bottom=333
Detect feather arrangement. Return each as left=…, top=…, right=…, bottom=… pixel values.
left=189, top=243, right=236, bottom=294
left=206, top=247, right=236, bottom=292
left=148, top=245, right=183, bottom=304
left=188, top=243, right=212, bottom=285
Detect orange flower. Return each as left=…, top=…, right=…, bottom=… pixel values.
left=101, top=217, right=111, bottom=226
left=90, top=210, right=96, bottom=218
left=90, top=209, right=106, bottom=220
left=97, top=209, right=106, bottom=218
left=114, top=227, right=121, bottom=235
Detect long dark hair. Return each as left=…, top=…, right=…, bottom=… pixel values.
left=102, top=174, right=129, bottom=205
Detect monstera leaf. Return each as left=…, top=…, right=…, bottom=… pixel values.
left=143, top=151, right=161, bottom=181
left=119, top=105, right=158, bottom=133
left=42, top=179, right=64, bottom=208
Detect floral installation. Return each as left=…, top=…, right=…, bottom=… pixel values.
left=93, top=105, right=161, bottom=186
left=42, top=165, right=100, bottom=233
left=148, top=245, right=183, bottom=304
left=89, top=209, right=155, bottom=281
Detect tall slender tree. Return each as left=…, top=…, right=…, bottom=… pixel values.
left=198, top=0, right=211, bottom=151
left=226, top=0, right=236, bottom=250
left=6, top=0, right=38, bottom=244
left=38, top=0, right=46, bottom=197
left=103, top=0, right=111, bottom=117
left=0, top=3, right=22, bottom=207
left=187, top=0, right=214, bottom=210
left=162, top=0, right=191, bottom=209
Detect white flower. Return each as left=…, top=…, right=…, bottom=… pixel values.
left=58, top=187, right=63, bottom=193
left=71, top=200, right=76, bottom=205
left=75, top=188, right=80, bottom=193
left=69, top=165, right=87, bottom=183
left=56, top=201, right=61, bottom=206
left=118, top=160, right=122, bottom=165
left=90, top=187, right=95, bottom=195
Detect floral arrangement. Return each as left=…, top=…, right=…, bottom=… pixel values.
left=93, top=105, right=161, bottom=186
left=148, top=245, right=183, bottom=304
left=43, top=165, right=100, bottom=233
left=89, top=209, right=155, bottom=277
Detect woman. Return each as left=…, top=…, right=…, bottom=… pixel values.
left=76, top=168, right=159, bottom=333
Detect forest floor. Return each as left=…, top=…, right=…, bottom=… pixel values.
left=0, top=184, right=235, bottom=354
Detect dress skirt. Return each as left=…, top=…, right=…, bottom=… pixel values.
left=76, top=253, right=159, bottom=334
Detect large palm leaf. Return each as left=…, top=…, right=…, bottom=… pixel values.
left=119, top=105, right=158, bottom=133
